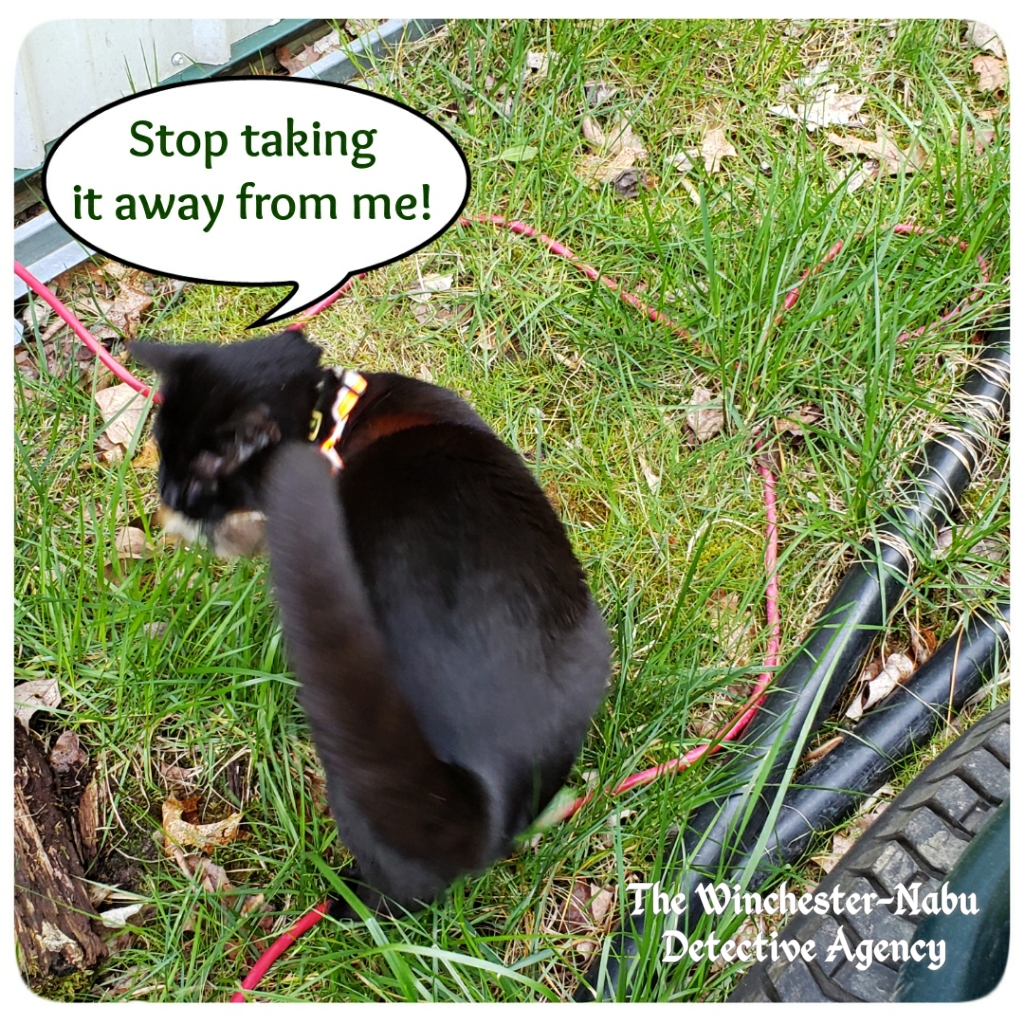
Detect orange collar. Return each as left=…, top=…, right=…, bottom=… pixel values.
left=309, top=370, right=367, bottom=472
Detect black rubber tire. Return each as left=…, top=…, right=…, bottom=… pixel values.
left=728, top=701, right=1010, bottom=1002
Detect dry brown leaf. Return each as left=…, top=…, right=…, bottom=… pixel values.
left=345, top=19, right=377, bottom=39
left=610, top=167, right=645, bottom=199
left=50, top=729, right=88, bottom=773
left=952, top=126, right=997, bottom=155
left=685, top=387, right=725, bottom=444
left=14, top=678, right=61, bottom=730
left=668, top=151, right=695, bottom=175
left=475, top=324, right=497, bottom=351
left=576, top=112, right=648, bottom=187
left=803, top=735, right=844, bottom=763
left=638, top=454, right=660, bottom=494
left=846, top=651, right=915, bottom=720
left=115, top=526, right=153, bottom=560
left=157, top=760, right=200, bottom=786
left=161, top=794, right=243, bottom=856
left=589, top=885, right=615, bottom=927
left=909, top=621, right=937, bottom=665
left=408, top=273, right=454, bottom=297
left=972, top=54, right=1008, bottom=93
left=106, top=284, right=152, bottom=338
left=304, top=764, right=330, bottom=815
left=131, top=437, right=160, bottom=469
left=701, top=127, right=738, bottom=174
left=769, top=83, right=866, bottom=132
left=99, top=904, right=145, bottom=929
left=810, top=832, right=857, bottom=874
left=552, top=349, right=585, bottom=371
left=193, top=857, right=234, bottom=894
left=775, top=402, right=824, bottom=439
left=828, top=127, right=928, bottom=176
left=584, top=80, right=617, bottom=107
left=276, top=43, right=321, bottom=74
left=95, top=383, right=149, bottom=448
left=544, top=881, right=616, bottom=936
left=965, top=21, right=1004, bottom=59
left=240, top=894, right=265, bottom=917
left=841, top=159, right=880, bottom=193
left=851, top=798, right=891, bottom=834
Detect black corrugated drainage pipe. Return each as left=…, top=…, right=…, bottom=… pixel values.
left=576, top=318, right=1009, bottom=1000
left=733, top=599, right=1009, bottom=889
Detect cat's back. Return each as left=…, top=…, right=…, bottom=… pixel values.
left=339, top=421, right=608, bottom=835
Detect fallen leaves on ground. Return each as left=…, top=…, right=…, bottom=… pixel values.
left=908, top=620, right=937, bottom=665
left=972, top=54, right=1008, bottom=94
left=551, top=348, right=585, bottom=372
left=160, top=793, right=243, bottom=856
left=809, top=832, right=857, bottom=874
left=277, top=41, right=325, bottom=75
left=94, top=383, right=149, bottom=449
left=50, top=730, right=88, bottom=774
left=637, top=454, right=660, bottom=494
left=115, top=526, right=153, bottom=561
left=700, top=127, right=738, bottom=173
left=584, top=80, right=617, bottom=107
left=576, top=111, right=649, bottom=191
left=14, top=678, right=61, bottom=730
left=105, top=525, right=155, bottom=583
left=810, top=787, right=894, bottom=874
left=542, top=880, right=616, bottom=955
left=475, top=324, right=498, bottom=352
left=407, top=272, right=454, bottom=298
left=768, top=71, right=866, bottom=132
left=952, top=126, right=997, bottom=155
left=964, top=21, right=1004, bottom=59
left=105, top=280, right=152, bottom=337
left=767, top=62, right=865, bottom=132
left=776, top=403, right=823, bottom=440
left=157, top=760, right=200, bottom=786
left=803, top=735, right=844, bottom=764
left=131, top=437, right=161, bottom=469
left=684, top=387, right=725, bottom=444
left=99, top=904, right=145, bottom=929
left=828, top=127, right=928, bottom=177
left=845, top=651, right=915, bottom=720
left=667, top=151, right=702, bottom=205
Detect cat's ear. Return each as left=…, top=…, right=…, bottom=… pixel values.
left=195, top=403, right=282, bottom=479
left=129, top=341, right=185, bottom=376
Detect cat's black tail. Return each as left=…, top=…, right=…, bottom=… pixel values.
left=264, top=442, right=487, bottom=871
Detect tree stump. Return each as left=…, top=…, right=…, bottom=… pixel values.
left=14, top=724, right=107, bottom=978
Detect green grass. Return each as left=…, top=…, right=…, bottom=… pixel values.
left=14, top=18, right=1008, bottom=1002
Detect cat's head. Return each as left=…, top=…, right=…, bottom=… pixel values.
left=131, top=331, right=325, bottom=527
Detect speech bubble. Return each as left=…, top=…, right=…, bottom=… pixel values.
left=43, top=78, right=470, bottom=327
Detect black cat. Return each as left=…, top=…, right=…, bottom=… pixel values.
left=131, top=331, right=610, bottom=912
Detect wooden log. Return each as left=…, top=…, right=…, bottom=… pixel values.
left=14, top=724, right=107, bottom=978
